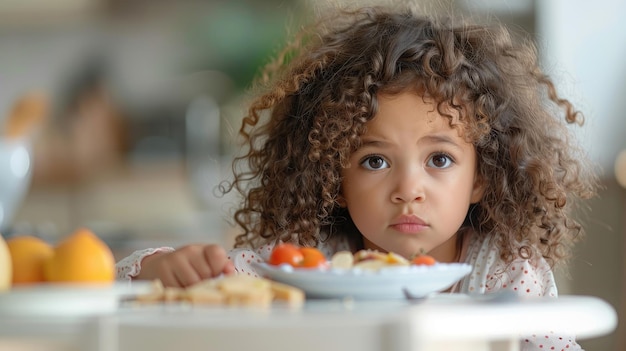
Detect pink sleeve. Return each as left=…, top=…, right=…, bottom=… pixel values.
left=115, top=247, right=175, bottom=280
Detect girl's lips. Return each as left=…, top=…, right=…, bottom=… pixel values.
left=390, top=215, right=428, bottom=234
left=391, top=223, right=427, bottom=233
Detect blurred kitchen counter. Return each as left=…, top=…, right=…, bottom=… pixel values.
left=11, top=159, right=236, bottom=260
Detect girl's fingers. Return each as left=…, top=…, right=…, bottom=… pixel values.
left=172, top=258, right=203, bottom=287
left=203, top=244, right=231, bottom=276
left=223, top=260, right=236, bottom=275
left=154, top=244, right=235, bottom=288
left=159, top=266, right=184, bottom=288
left=189, top=253, right=215, bottom=280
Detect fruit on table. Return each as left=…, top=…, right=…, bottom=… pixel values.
left=3, top=92, right=48, bottom=139
left=43, top=228, right=115, bottom=283
left=6, top=235, right=54, bottom=284
left=0, top=235, right=12, bottom=291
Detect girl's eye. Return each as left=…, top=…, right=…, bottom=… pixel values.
left=427, top=153, right=454, bottom=169
left=360, top=155, right=389, bottom=170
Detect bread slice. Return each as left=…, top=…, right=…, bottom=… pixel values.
left=269, top=281, right=305, bottom=308
left=133, top=274, right=304, bottom=309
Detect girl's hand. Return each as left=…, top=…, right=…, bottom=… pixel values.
left=134, top=244, right=236, bottom=288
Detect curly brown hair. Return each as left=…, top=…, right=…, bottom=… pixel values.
left=224, top=5, right=598, bottom=267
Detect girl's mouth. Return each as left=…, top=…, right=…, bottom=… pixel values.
left=390, top=215, right=428, bottom=234
left=390, top=223, right=427, bottom=234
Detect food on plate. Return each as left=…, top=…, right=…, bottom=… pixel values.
left=0, top=235, right=11, bottom=291
left=329, top=250, right=354, bottom=269
left=267, top=245, right=439, bottom=272
left=329, top=249, right=438, bottom=271
left=299, top=247, right=328, bottom=268
left=43, top=228, right=115, bottom=283
left=353, top=250, right=408, bottom=270
left=268, top=243, right=304, bottom=266
left=135, top=275, right=305, bottom=309
left=6, top=235, right=54, bottom=285
left=410, top=252, right=437, bottom=266
left=268, top=244, right=328, bottom=268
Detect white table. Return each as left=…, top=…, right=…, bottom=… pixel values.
left=80, top=294, right=616, bottom=351
left=405, top=294, right=617, bottom=350
left=0, top=294, right=617, bottom=351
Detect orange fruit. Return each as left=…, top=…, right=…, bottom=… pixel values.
left=299, top=247, right=327, bottom=268
left=43, top=228, right=115, bottom=284
left=268, top=243, right=304, bottom=266
left=411, top=253, right=437, bottom=266
left=6, top=235, right=54, bottom=284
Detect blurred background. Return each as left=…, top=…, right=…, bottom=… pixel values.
left=0, top=0, right=623, bottom=349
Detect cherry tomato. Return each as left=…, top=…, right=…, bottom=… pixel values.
left=268, top=243, right=304, bottom=266
left=299, top=247, right=328, bottom=268
left=411, top=254, right=437, bottom=266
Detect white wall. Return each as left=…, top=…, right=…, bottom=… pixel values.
left=536, top=0, right=626, bottom=177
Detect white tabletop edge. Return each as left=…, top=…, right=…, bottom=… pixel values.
left=405, top=295, right=617, bottom=340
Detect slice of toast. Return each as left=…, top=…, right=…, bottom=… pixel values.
left=133, top=274, right=304, bottom=309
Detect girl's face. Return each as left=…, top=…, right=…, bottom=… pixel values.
left=340, top=91, right=484, bottom=262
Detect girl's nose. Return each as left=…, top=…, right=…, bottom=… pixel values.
left=390, top=169, right=426, bottom=203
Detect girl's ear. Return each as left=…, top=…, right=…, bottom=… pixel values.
left=470, top=175, right=486, bottom=204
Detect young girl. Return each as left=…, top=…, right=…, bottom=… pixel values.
left=116, top=4, right=598, bottom=350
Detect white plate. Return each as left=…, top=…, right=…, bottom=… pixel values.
left=0, top=281, right=152, bottom=316
left=253, top=262, right=472, bottom=300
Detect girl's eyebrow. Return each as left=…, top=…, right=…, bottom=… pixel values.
left=359, top=138, right=388, bottom=148
left=419, top=134, right=463, bottom=149
left=360, top=133, right=463, bottom=149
